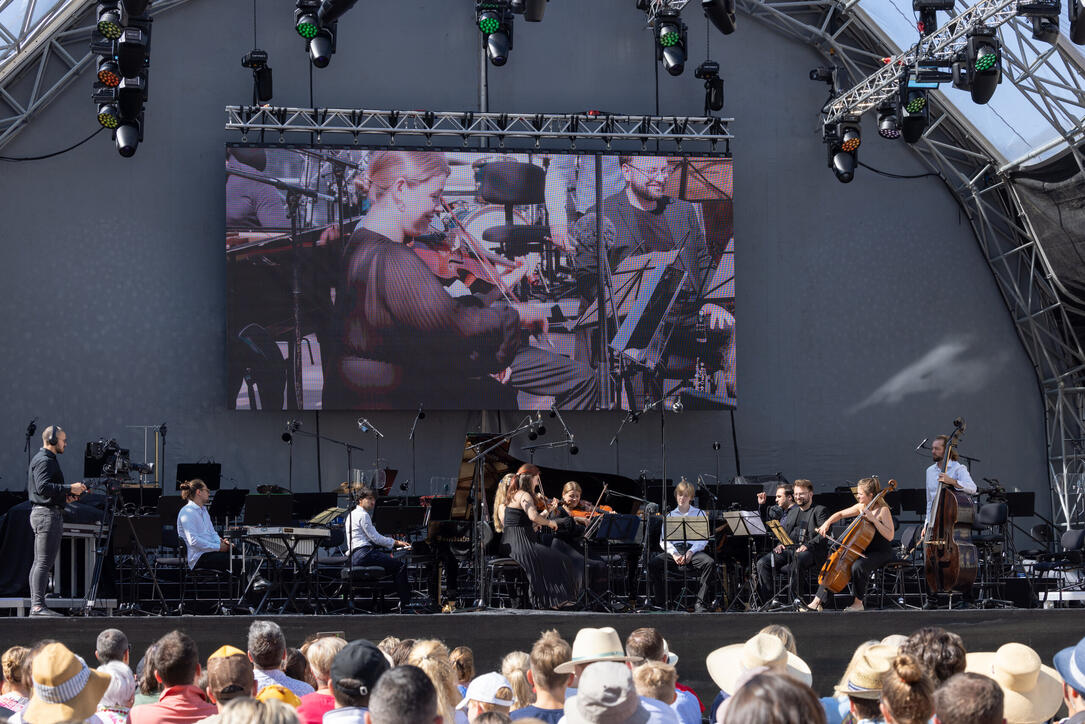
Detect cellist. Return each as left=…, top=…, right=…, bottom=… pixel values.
left=803, top=477, right=896, bottom=612
left=920, top=435, right=977, bottom=542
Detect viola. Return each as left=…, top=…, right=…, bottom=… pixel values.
left=817, top=479, right=898, bottom=594
left=569, top=503, right=615, bottom=519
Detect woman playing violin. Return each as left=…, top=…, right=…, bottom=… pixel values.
left=805, top=477, right=896, bottom=613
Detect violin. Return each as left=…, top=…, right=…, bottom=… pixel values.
left=569, top=503, right=615, bottom=519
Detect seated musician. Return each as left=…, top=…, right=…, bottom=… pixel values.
left=326, top=149, right=597, bottom=410
left=804, top=477, right=895, bottom=613
left=573, top=155, right=735, bottom=403
left=648, top=479, right=715, bottom=612
left=551, top=481, right=592, bottom=545
left=176, top=479, right=232, bottom=572
left=346, top=484, right=413, bottom=610
left=754, top=479, right=828, bottom=605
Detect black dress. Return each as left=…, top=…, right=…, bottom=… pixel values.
left=502, top=507, right=578, bottom=608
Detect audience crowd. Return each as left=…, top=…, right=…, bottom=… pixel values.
left=0, top=619, right=1082, bottom=724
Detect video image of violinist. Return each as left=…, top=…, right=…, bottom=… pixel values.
left=226, top=146, right=734, bottom=411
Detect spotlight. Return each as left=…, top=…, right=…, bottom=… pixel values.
left=655, top=10, right=687, bottom=76
left=96, top=1, right=126, bottom=40
left=97, top=103, right=121, bottom=129
left=309, top=28, right=335, bottom=68
left=97, top=57, right=121, bottom=87
left=116, top=26, right=148, bottom=78
left=477, top=2, right=514, bottom=66
left=115, top=120, right=140, bottom=157
left=824, top=117, right=860, bottom=184
left=956, top=26, right=1000, bottom=104
left=1018, top=0, right=1062, bottom=42
left=242, top=49, right=274, bottom=104
left=702, top=0, right=737, bottom=34
left=1072, top=0, right=1085, bottom=44
left=899, top=79, right=929, bottom=144
left=876, top=101, right=901, bottom=139
left=295, top=0, right=320, bottom=38
left=695, top=60, right=724, bottom=113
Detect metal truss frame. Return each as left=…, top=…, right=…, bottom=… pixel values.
left=740, top=0, right=1085, bottom=527
left=0, top=0, right=194, bottom=151
left=224, top=107, right=735, bottom=151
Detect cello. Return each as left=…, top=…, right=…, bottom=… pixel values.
left=922, top=418, right=978, bottom=594
left=817, top=478, right=898, bottom=594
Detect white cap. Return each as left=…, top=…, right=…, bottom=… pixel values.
left=456, top=672, right=514, bottom=710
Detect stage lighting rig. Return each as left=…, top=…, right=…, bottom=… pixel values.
left=91, top=2, right=151, bottom=157
left=702, top=0, right=737, bottom=35
left=876, top=101, right=901, bottom=139
left=477, top=1, right=514, bottom=66
left=953, top=26, right=1001, bottom=104
left=899, top=79, right=929, bottom=144
left=1017, top=0, right=1061, bottom=43
left=824, top=117, right=860, bottom=183
left=912, top=0, right=954, bottom=37
left=655, top=9, right=688, bottom=76
left=695, top=60, right=724, bottom=114
left=242, top=49, right=274, bottom=104
left=295, top=0, right=357, bottom=68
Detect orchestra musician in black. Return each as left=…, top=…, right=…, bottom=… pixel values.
left=754, top=479, right=828, bottom=605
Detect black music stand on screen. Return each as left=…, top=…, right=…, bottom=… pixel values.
left=244, top=495, right=293, bottom=526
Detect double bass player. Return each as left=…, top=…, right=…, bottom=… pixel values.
left=920, top=435, right=977, bottom=542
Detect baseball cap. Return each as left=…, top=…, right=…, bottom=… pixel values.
left=331, top=640, right=389, bottom=699
left=206, top=650, right=254, bottom=703
left=456, top=672, right=514, bottom=710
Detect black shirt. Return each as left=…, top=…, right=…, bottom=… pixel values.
left=28, top=448, right=66, bottom=508
left=630, top=200, right=673, bottom=254
left=793, top=504, right=830, bottom=551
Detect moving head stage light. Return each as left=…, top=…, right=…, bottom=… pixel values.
left=295, top=0, right=359, bottom=68
left=824, top=118, right=861, bottom=183
left=655, top=9, right=688, bottom=76
left=477, top=1, right=514, bottom=66
left=91, top=0, right=151, bottom=157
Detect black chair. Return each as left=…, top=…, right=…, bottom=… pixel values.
left=875, top=524, right=925, bottom=610
left=318, top=527, right=395, bottom=613
left=483, top=521, right=530, bottom=608
left=1034, top=528, right=1085, bottom=607
left=971, top=502, right=1014, bottom=606
left=176, top=540, right=233, bottom=615
left=477, top=161, right=550, bottom=259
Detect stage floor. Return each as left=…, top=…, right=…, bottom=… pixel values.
left=2, top=608, right=1078, bottom=698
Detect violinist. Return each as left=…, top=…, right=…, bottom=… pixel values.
left=549, top=481, right=608, bottom=597
left=804, top=477, right=895, bottom=613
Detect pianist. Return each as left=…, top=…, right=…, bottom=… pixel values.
left=347, top=485, right=413, bottom=610
left=177, top=479, right=233, bottom=572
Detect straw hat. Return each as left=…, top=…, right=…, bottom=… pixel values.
left=833, top=644, right=895, bottom=700
left=706, top=634, right=812, bottom=695
left=966, top=644, right=1063, bottom=724
left=24, top=643, right=112, bottom=724
left=555, top=628, right=642, bottom=674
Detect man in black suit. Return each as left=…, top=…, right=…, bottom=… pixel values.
left=755, top=479, right=828, bottom=605
left=574, top=155, right=734, bottom=405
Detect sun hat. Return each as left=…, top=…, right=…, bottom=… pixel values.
left=563, top=661, right=649, bottom=724
left=706, top=634, right=812, bottom=695
left=554, top=628, right=643, bottom=674
left=966, top=643, right=1063, bottom=724
left=24, top=643, right=112, bottom=724
left=456, top=672, right=514, bottom=710
left=833, top=644, right=895, bottom=700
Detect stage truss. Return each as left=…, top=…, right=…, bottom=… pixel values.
left=223, top=107, right=734, bottom=152
left=739, top=0, right=1085, bottom=527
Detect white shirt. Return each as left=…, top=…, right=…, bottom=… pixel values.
left=323, top=706, right=367, bottom=724
left=924, top=460, right=977, bottom=526
left=660, top=506, right=709, bottom=556
left=346, top=505, right=395, bottom=554
left=176, top=501, right=221, bottom=568
left=255, top=668, right=315, bottom=698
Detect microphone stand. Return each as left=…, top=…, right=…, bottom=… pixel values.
left=289, top=429, right=363, bottom=491
left=609, top=410, right=638, bottom=476
left=24, top=418, right=37, bottom=468
left=407, top=408, right=424, bottom=498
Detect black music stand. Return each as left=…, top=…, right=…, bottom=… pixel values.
left=723, top=511, right=768, bottom=611
left=374, top=506, right=428, bottom=533
left=576, top=514, right=639, bottom=612
left=292, top=493, right=337, bottom=522
left=176, top=462, right=222, bottom=491
left=244, top=495, right=293, bottom=527
left=662, top=515, right=711, bottom=610
left=209, top=488, right=249, bottom=525
left=761, top=520, right=796, bottom=611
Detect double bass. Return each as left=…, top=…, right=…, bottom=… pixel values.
left=817, top=478, right=898, bottom=593
left=922, top=418, right=978, bottom=594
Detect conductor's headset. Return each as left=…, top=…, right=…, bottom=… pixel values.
left=46, top=425, right=59, bottom=446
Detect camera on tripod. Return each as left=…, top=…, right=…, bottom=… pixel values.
left=84, top=438, right=154, bottom=481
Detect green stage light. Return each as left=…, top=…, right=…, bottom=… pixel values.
left=975, top=48, right=997, bottom=71
left=905, top=95, right=926, bottom=114
left=97, top=103, right=121, bottom=129
left=478, top=12, right=501, bottom=33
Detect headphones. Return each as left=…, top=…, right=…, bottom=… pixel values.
left=46, top=424, right=59, bottom=447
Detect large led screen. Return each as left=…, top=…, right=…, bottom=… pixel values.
left=227, top=147, right=733, bottom=411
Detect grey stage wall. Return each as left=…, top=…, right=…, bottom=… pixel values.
left=0, top=1, right=1050, bottom=516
